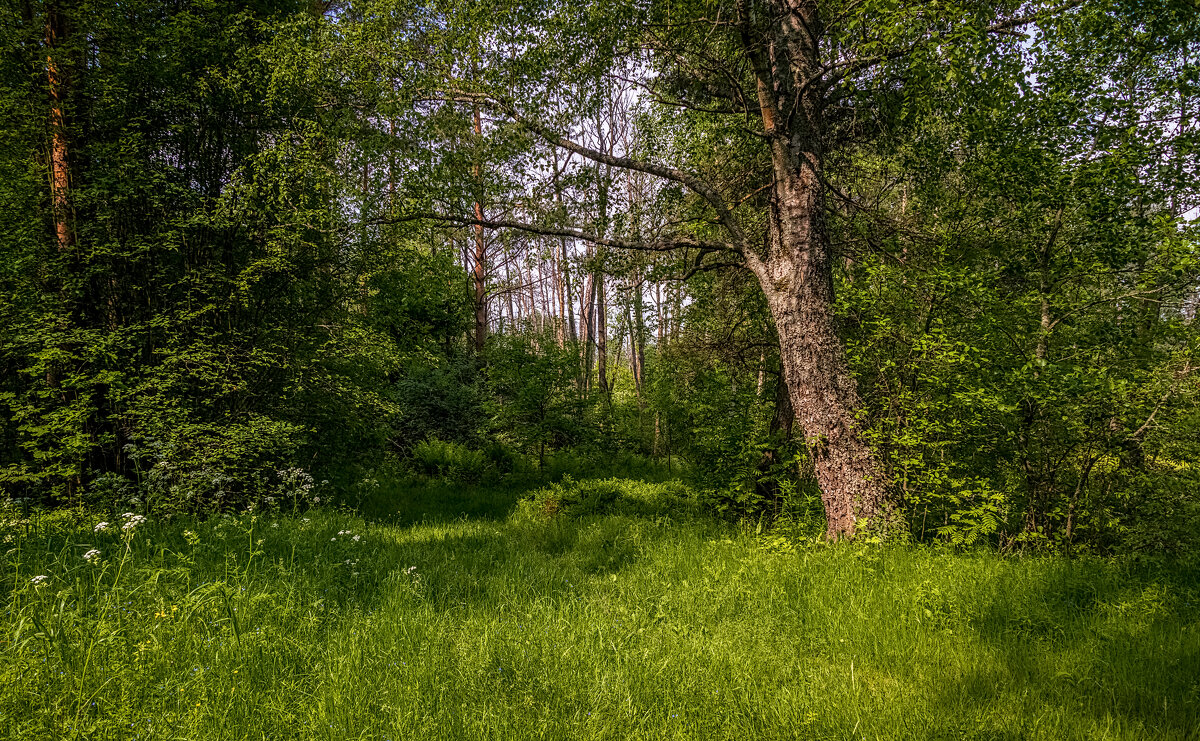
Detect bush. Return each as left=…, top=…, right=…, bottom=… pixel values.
left=410, top=438, right=488, bottom=483
left=121, top=416, right=313, bottom=514
left=514, top=476, right=699, bottom=521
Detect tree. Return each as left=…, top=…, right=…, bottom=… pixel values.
left=0, top=0, right=479, bottom=509
left=367, top=0, right=1101, bottom=537
left=835, top=0, right=1200, bottom=548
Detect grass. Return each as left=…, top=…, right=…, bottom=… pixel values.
left=1, top=478, right=1198, bottom=740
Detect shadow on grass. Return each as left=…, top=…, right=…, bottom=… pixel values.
left=318, top=514, right=674, bottom=619
left=354, top=481, right=528, bottom=525
left=945, top=558, right=1200, bottom=739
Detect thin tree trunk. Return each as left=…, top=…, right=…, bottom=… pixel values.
left=551, top=147, right=578, bottom=344
left=540, top=256, right=552, bottom=333
left=655, top=281, right=664, bottom=346
left=503, top=248, right=516, bottom=328
left=631, top=288, right=645, bottom=405
left=1022, top=204, right=1064, bottom=533
left=633, top=303, right=643, bottom=400
left=554, top=245, right=566, bottom=347
left=609, top=313, right=624, bottom=394
left=43, top=0, right=79, bottom=501
left=580, top=262, right=595, bottom=392
left=756, top=349, right=766, bottom=397
left=46, top=2, right=71, bottom=255
left=471, top=102, right=488, bottom=353
left=594, top=105, right=613, bottom=398
left=597, top=274, right=608, bottom=397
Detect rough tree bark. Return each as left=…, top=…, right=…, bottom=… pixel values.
left=419, top=0, right=1067, bottom=536
left=736, top=0, right=892, bottom=538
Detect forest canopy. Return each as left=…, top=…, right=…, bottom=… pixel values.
left=1, top=0, right=1198, bottom=552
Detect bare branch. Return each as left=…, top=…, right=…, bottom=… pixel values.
left=433, top=89, right=754, bottom=254
left=379, top=211, right=738, bottom=255
left=1131, top=360, right=1196, bottom=441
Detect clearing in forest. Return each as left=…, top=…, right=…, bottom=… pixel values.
left=2, top=479, right=1197, bottom=740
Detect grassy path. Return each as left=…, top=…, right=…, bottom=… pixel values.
left=2, top=481, right=1197, bottom=739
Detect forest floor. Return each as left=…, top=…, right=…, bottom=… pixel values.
left=1, top=478, right=1198, bottom=740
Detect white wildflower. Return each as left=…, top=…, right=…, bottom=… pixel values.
left=94, top=521, right=110, bottom=533
left=30, top=574, right=49, bottom=585
left=83, top=549, right=101, bottom=562
left=352, top=535, right=361, bottom=542
left=122, top=515, right=146, bottom=532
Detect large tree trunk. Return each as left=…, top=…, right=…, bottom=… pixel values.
left=731, top=0, right=894, bottom=538
left=752, top=171, right=892, bottom=539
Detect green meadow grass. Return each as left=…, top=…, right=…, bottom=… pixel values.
left=2, top=479, right=1197, bottom=740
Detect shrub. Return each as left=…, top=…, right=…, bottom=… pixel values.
left=123, top=415, right=310, bottom=514
left=410, top=438, right=487, bottom=483
left=514, top=476, right=699, bottom=521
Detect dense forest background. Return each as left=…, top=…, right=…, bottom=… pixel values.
left=2, top=0, right=1198, bottom=554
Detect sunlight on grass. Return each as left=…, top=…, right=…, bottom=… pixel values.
left=2, top=482, right=1197, bottom=740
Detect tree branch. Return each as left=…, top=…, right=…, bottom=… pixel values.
left=432, top=89, right=754, bottom=255
left=821, top=0, right=1086, bottom=93
left=1131, top=359, right=1196, bottom=441
left=379, top=211, right=738, bottom=255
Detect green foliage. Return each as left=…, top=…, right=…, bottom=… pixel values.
left=486, top=333, right=589, bottom=466
left=391, top=359, right=485, bottom=449
left=515, top=475, right=699, bottom=521
left=410, top=438, right=489, bottom=483
left=0, top=1, right=478, bottom=513
left=2, top=0, right=1198, bottom=553
left=125, top=417, right=313, bottom=514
